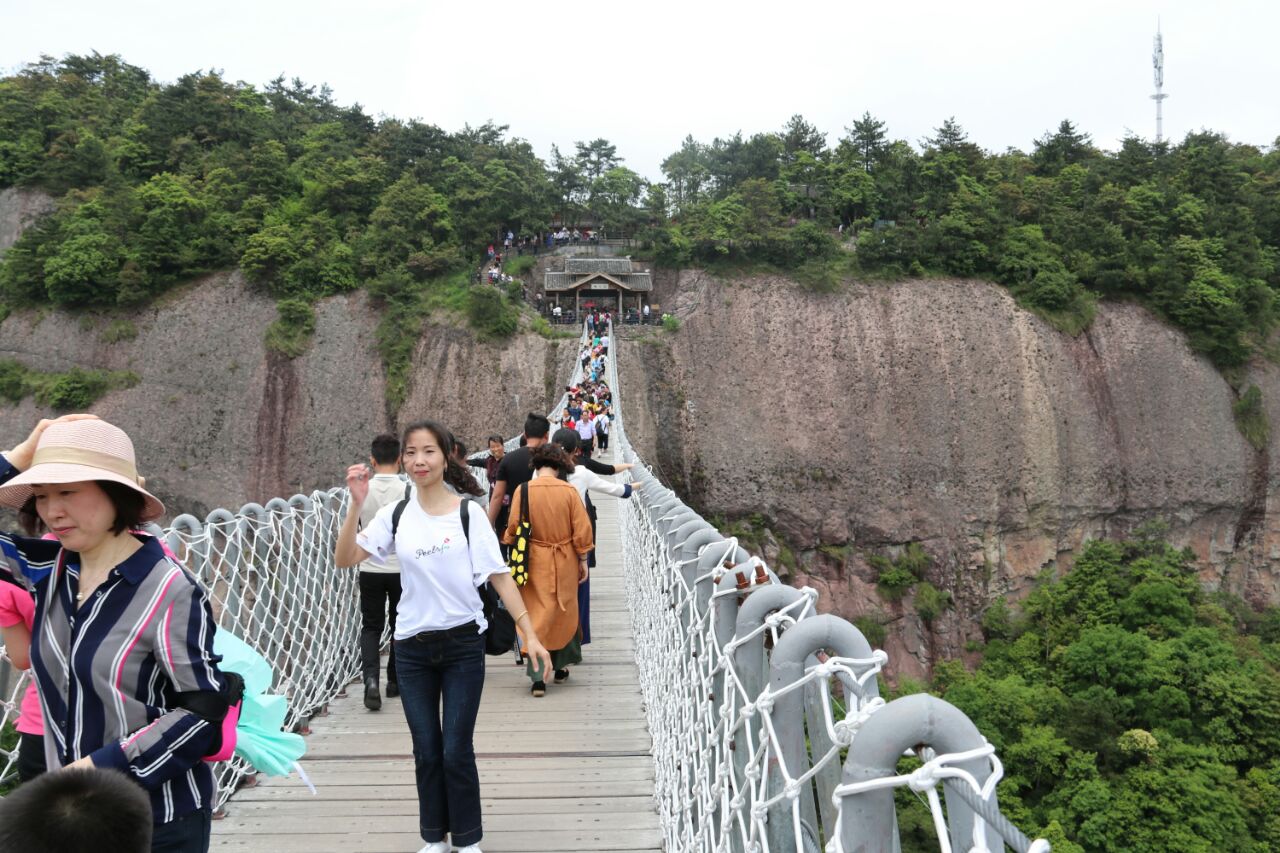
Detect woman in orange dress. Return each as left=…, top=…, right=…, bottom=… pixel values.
left=503, top=444, right=594, bottom=696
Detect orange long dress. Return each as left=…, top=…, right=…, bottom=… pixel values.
left=503, top=475, right=595, bottom=650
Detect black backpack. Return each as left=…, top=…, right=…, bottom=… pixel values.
left=390, top=494, right=517, bottom=657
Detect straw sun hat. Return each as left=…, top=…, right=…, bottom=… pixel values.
left=0, top=419, right=165, bottom=521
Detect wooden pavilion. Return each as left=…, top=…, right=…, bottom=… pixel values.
left=543, top=257, right=653, bottom=317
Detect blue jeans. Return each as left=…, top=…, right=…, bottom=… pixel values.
left=397, top=624, right=486, bottom=847
left=151, top=809, right=211, bottom=853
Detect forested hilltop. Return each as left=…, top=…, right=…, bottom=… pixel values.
left=2, top=54, right=1279, bottom=372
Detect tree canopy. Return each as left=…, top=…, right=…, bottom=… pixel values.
left=648, top=113, right=1280, bottom=366
left=0, top=54, right=560, bottom=312
left=3, top=55, right=1279, bottom=369
left=916, top=536, right=1280, bottom=852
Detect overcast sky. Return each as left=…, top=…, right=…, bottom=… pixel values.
left=2, top=0, right=1276, bottom=180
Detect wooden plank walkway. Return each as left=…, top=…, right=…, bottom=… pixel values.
left=211, top=478, right=662, bottom=852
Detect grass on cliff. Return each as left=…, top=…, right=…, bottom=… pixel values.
left=1233, top=385, right=1270, bottom=451
left=0, top=359, right=138, bottom=410
left=264, top=298, right=317, bottom=357
left=373, top=268, right=527, bottom=408
left=503, top=254, right=537, bottom=279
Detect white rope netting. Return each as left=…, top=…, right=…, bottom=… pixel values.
left=1, top=488, right=355, bottom=807
left=605, top=324, right=1047, bottom=853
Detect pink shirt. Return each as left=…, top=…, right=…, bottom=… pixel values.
left=0, top=582, right=42, bottom=735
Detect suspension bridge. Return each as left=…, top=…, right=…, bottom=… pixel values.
left=0, top=320, right=1049, bottom=853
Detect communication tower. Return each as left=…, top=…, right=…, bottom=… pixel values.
left=1151, top=22, right=1168, bottom=143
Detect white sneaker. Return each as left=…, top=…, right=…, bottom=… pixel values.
left=417, top=843, right=450, bottom=853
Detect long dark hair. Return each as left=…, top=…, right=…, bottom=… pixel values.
left=400, top=420, right=484, bottom=497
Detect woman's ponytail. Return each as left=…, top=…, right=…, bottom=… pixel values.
left=445, top=456, right=484, bottom=497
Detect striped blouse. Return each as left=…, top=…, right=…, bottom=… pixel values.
left=0, top=458, right=224, bottom=825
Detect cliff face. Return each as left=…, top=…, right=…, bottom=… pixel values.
left=0, top=188, right=574, bottom=515
left=0, top=271, right=569, bottom=517
left=0, top=187, right=56, bottom=255
left=7, top=188, right=1277, bottom=676
left=620, top=271, right=1280, bottom=677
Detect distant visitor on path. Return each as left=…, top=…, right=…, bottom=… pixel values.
left=336, top=420, right=552, bottom=853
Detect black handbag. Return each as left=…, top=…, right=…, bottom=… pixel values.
left=458, top=500, right=517, bottom=656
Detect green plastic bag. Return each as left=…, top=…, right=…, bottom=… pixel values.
left=213, top=631, right=311, bottom=788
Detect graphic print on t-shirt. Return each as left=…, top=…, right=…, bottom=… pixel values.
left=415, top=535, right=457, bottom=560
left=357, top=499, right=506, bottom=638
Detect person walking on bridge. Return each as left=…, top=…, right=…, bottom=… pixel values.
left=486, top=413, right=548, bottom=534
left=502, top=444, right=593, bottom=696
left=337, top=420, right=553, bottom=853
left=550, top=429, right=638, bottom=646
left=0, top=415, right=232, bottom=853
left=357, top=433, right=409, bottom=712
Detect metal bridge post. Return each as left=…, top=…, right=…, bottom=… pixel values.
left=838, top=694, right=999, bottom=853
left=767, top=615, right=882, bottom=853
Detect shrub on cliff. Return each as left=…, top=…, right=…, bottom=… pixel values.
left=264, top=298, right=317, bottom=357
left=1232, top=385, right=1270, bottom=451
left=467, top=287, right=518, bottom=340
left=0, top=359, right=138, bottom=409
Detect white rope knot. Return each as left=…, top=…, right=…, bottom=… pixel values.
left=811, top=660, right=835, bottom=679
left=750, top=801, right=770, bottom=821
left=754, top=693, right=775, bottom=714
left=907, top=762, right=942, bottom=792
left=834, top=696, right=887, bottom=745
left=784, top=779, right=803, bottom=800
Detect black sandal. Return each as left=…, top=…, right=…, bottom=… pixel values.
left=531, top=681, right=546, bottom=697
left=554, top=669, right=570, bottom=684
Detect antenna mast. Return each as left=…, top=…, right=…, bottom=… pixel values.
left=1151, top=21, right=1168, bottom=144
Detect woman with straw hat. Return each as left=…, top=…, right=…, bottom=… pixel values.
left=0, top=414, right=231, bottom=853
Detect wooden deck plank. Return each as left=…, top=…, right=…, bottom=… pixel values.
left=212, top=477, right=662, bottom=851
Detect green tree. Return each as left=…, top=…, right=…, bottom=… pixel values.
left=843, top=111, right=888, bottom=172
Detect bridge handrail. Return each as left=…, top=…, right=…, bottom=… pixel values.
left=605, top=322, right=1048, bottom=853
left=1, top=488, right=359, bottom=808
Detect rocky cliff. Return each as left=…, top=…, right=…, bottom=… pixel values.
left=7, top=187, right=1278, bottom=677
left=619, top=270, right=1280, bottom=677
left=0, top=190, right=572, bottom=515
left=0, top=187, right=56, bottom=255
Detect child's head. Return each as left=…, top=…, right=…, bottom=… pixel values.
left=0, top=767, right=153, bottom=853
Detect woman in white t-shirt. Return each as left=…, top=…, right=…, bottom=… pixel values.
left=336, top=420, right=552, bottom=853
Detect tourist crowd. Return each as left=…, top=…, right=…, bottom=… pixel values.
left=0, top=313, right=634, bottom=853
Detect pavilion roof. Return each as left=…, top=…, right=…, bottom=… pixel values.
left=544, top=271, right=653, bottom=292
